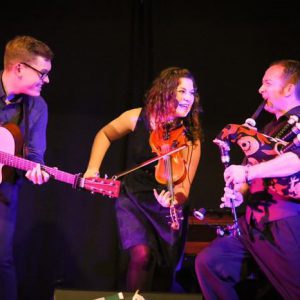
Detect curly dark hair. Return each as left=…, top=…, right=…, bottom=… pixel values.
left=144, top=67, right=202, bottom=143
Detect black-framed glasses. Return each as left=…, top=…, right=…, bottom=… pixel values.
left=20, top=62, right=49, bottom=80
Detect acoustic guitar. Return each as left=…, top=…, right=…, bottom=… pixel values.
left=0, top=123, right=120, bottom=198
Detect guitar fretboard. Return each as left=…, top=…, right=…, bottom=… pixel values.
left=0, top=151, right=79, bottom=186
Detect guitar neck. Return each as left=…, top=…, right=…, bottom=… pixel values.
left=0, top=150, right=79, bottom=186
left=164, top=156, right=175, bottom=197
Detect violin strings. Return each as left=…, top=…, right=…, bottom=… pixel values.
left=186, top=143, right=193, bottom=185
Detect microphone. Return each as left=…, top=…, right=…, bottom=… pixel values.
left=193, top=208, right=206, bottom=220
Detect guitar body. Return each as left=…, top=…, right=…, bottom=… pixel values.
left=0, top=123, right=23, bottom=183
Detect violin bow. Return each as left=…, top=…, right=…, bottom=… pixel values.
left=112, top=145, right=187, bottom=180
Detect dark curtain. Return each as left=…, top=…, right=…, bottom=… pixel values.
left=0, top=0, right=299, bottom=299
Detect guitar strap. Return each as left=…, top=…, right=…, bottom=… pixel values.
left=22, top=97, right=29, bottom=158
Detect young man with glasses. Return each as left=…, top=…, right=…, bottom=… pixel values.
left=0, top=35, right=53, bottom=300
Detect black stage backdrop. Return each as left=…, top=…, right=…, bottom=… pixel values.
left=1, top=1, right=300, bottom=299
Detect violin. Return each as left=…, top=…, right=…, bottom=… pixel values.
left=112, top=120, right=188, bottom=230
left=149, top=121, right=188, bottom=230
left=149, top=121, right=188, bottom=185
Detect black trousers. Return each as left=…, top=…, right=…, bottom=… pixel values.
left=0, top=182, right=21, bottom=300
left=195, top=215, right=300, bottom=300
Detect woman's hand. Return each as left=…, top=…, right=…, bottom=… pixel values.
left=83, top=169, right=100, bottom=178
left=153, top=189, right=178, bottom=207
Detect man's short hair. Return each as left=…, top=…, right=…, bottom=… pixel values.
left=4, top=35, right=53, bottom=69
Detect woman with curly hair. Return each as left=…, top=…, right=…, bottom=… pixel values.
left=84, top=67, right=202, bottom=292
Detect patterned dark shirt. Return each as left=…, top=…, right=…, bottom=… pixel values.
left=246, top=105, right=300, bottom=224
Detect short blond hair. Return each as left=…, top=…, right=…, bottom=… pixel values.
left=4, top=35, right=53, bottom=69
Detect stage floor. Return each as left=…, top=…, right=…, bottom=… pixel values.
left=54, top=289, right=202, bottom=300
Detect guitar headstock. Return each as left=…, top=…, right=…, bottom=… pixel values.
left=83, top=177, right=121, bottom=198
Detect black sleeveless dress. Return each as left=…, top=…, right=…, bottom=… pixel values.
left=115, top=108, right=189, bottom=289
